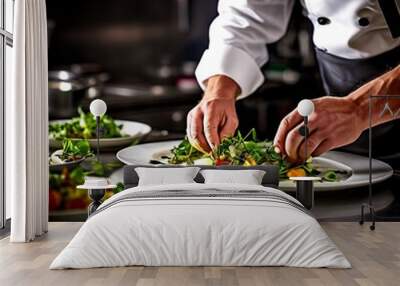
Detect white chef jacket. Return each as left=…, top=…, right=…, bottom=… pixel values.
left=195, top=0, right=400, bottom=99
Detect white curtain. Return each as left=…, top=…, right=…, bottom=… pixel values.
left=8, top=0, right=49, bottom=242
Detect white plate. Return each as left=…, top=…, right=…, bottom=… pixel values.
left=49, top=120, right=152, bottom=150
left=116, top=140, right=393, bottom=192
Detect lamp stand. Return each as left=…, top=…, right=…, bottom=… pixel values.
left=295, top=180, right=314, bottom=210
left=96, top=116, right=100, bottom=160
left=87, top=189, right=106, bottom=216
left=304, top=116, right=309, bottom=160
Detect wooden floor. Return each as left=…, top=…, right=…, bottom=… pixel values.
left=0, top=222, right=399, bottom=286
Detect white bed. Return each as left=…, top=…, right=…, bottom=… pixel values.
left=50, top=183, right=350, bottom=269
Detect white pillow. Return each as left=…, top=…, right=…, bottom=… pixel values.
left=135, top=167, right=200, bottom=186
left=200, top=169, right=266, bottom=185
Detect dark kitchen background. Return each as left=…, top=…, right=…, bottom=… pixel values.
left=47, top=0, right=322, bottom=137
left=46, top=0, right=400, bottom=221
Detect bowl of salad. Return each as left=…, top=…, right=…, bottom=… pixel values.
left=49, top=108, right=151, bottom=150
left=49, top=139, right=93, bottom=172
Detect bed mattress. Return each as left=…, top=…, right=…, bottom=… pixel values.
left=50, top=183, right=351, bottom=269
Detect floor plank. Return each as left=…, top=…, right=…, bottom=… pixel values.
left=0, top=222, right=399, bottom=286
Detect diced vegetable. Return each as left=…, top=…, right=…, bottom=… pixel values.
left=193, top=158, right=214, bottom=165
left=287, top=168, right=306, bottom=177
left=215, top=158, right=230, bottom=166
left=322, top=170, right=337, bottom=182
left=244, top=156, right=257, bottom=166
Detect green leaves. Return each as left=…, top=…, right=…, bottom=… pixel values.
left=169, top=129, right=290, bottom=172
left=85, top=160, right=124, bottom=177
left=322, top=170, right=337, bottom=182
left=61, top=139, right=92, bottom=160
left=49, top=107, right=125, bottom=140
left=69, top=167, right=85, bottom=185
left=169, top=138, right=204, bottom=164
left=115, top=182, right=125, bottom=193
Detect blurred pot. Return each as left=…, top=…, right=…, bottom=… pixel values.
left=49, top=79, right=87, bottom=119
left=49, top=64, right=110, bottom=119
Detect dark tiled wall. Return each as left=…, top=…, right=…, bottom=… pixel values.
left=46, top=0, right=217, bottom=80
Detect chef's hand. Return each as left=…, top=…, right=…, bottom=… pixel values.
left=273, top=96, right=364, bottom=162
left=187, top=75, right=240, bottom=152
left=273, top=64, right=400, bottom=162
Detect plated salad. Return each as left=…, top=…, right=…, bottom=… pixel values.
left=49, top=139, right=93, bottom=165
left=49, top=108, right=126, bottom=140
left=167, top=129, right=340, bottom=182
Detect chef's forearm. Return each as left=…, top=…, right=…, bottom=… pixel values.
left=195, top=1, right=295, bottom=100
left=347, top=64, right=400, bottom=131
left=203, top=75, right=240, bottom=101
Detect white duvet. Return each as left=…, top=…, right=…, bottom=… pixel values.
left=50, top=183, right=351, bottom=269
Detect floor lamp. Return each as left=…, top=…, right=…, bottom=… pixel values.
left=359, top=95, right=376, bottom=231
left=77, top=99, right=116, bottom=216
left=359, top=95, right=400, bottom=231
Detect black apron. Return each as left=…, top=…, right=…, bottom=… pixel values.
left=315, top=45, right=400, bottom=161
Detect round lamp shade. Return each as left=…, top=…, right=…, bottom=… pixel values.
left=90, top=99, right=107, bottom=117
left=297, top=99, right=315, bottom=117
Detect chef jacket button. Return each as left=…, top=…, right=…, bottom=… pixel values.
left=317, top=17, right=331, bottom=25
left=358, top=17, right=370, bottom=27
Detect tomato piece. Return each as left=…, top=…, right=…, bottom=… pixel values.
left=287, top=168, right=306, bottom=177
left=215, top=159, right=229, bottom=166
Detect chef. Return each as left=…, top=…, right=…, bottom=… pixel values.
left=186, top=0, right=400, bottom=162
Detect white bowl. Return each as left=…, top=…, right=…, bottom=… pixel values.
left=49, top=119, right=152, bottom=150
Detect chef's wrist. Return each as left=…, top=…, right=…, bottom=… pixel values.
left=347, top=64, right=400, bottom=130
left=345, top=92, right=370, bottom=132
left=203, top=75, right=240, bottom=101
